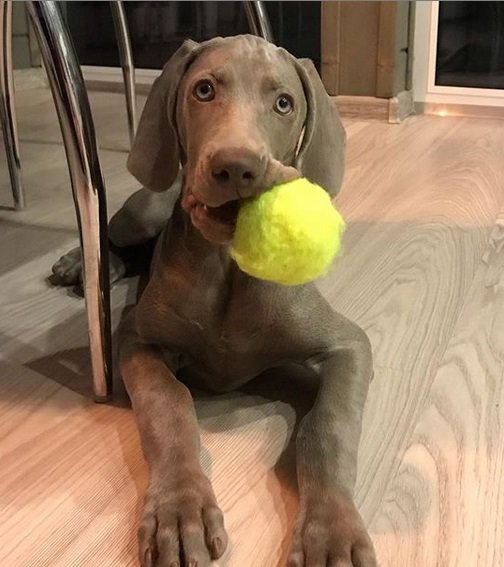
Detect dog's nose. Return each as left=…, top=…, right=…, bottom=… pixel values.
left=210, top=148, right=266, bottom=190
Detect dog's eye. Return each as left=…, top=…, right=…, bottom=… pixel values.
left=193, top=80, right=215, bottom=102
left=274, top=94, right=293, bottom=115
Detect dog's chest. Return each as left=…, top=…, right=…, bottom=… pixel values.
left=134, top=233, right=326, bottom=392
left=137, top=253, right=291, bottom=364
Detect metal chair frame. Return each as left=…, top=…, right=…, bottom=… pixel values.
left=0, top=0, right=273, bottom=401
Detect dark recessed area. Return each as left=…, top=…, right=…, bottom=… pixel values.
left=64, top=2, right=321, bottom=71
left=436, top=1, right=504, bottom=89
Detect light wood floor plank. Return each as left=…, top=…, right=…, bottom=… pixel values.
left=370, top=207, right=504, bottom=566
left=1, top=89, right=504, bottom=566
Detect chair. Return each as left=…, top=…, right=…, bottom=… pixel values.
left=0, top=0, right=273, bottom=401
left=0, top=0, right=136, bottom=211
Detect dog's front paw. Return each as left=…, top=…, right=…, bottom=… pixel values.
left=139, top=472, right=228, bottom=567
left=288, top=492, right=376, bottom=567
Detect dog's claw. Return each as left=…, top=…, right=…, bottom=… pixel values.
left=210, top=536, right=224, bottom=558
left=144, top=548, right=154, bottom=567
left=287, top=550, right=304, bottom=567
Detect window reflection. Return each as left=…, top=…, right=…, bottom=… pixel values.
left=65, top=2, right=321, bottom=71
left=436, top=1, right=504, bottom=89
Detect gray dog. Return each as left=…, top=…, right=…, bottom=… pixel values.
left=52, top=35, right=376, bottom=567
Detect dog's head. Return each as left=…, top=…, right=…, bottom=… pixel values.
left=127, top=35, right=346, bottom=244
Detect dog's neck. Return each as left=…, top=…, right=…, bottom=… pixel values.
left=168, top=200, right=235, bottom=269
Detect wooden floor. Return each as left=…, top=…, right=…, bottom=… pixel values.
left=1, top=88, right=504, bottom=567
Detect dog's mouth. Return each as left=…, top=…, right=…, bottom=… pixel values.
left=183, top=188, right=241, bottom=244
left=194, top=199, right=241, bottom=227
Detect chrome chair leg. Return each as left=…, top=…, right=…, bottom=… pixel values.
left=0, top=0, right=25, bottom=210
left=26, top=1, right=112, bottom=401
left=244, top=1, right=273, bottom=42
left=111, top=0, right=136, bottom=148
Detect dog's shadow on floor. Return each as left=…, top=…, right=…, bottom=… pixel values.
left=189, top=365, right=318, bottom=490
left=188, top=366, right=318, bottom=566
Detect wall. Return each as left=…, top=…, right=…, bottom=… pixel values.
left=412, top=0, right=432, bottom=103
left=322, top=1, right=412, bottom=98
left=12, top=3, right=31, bottom=69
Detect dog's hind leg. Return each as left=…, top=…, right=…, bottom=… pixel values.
left=50, top=182, right=179, bottom=289
left=108, top=183, right=180, bottom=248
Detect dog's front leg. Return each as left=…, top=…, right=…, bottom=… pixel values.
left=289, top=323, right=377, bottom=567
left=120, top=314, right=227, bottom=567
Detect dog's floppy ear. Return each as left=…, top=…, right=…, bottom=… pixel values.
left=294, top=58, right=346, bottom=197
left=127, top=40, right=201, bottom=192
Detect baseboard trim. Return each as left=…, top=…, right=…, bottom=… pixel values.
left=416, top=101, right=504, bottom=120
left=333, top=90, right=415, bottom=123
left=389, top=90, right=415, bottom=123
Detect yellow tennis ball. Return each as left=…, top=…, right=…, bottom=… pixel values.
left=230, top=178, right=345, bottom=285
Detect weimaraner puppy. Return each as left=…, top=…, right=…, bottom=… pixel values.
left=51, top=35, right=376, bottom=567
